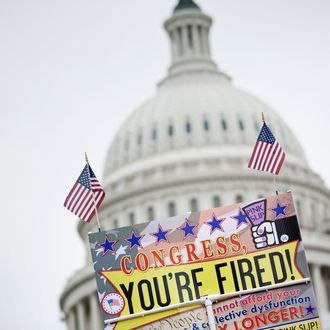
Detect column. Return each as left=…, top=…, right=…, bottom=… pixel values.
left=90, top=293, right=103, bottom=330
left=67, top=308, right=76, bottom=330
left=76, top=301, right=87, bottom=330
left=192, top=25, right=200, bottom=55
left=177, top=27, right=183, bottom=56
left=312, top=264, right=328, bottom=311
left=171, top=29, right=179, bottom=60
left=182, top=25, right=189, bottom=56
left=202, top=26, right=210, bottom=56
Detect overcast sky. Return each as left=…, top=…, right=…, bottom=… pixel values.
left=0, top=1, right=329, bottom=329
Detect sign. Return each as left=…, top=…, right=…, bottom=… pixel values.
left=89, top=192, right=321, bottom=329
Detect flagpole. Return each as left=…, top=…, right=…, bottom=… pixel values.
left=262, top=113, right=279, bottom=196
left=85, top=152, right=102, bottom=232
left=273, top=175, right=279, bottom=195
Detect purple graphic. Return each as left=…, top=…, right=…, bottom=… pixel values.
left=242, top=199, right=266, bottom=225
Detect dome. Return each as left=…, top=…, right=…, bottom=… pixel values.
left=103, top=2, right=307, bottom=182
left=104, top=72, right=307, bottom=180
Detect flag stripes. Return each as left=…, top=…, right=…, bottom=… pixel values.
left=248, top=123, right=285, bottom=175
left=64, top=165, right=105, bottom=223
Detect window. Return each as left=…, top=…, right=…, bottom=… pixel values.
left=186, top=121, right=192, bottom=134
left=238, top=119, right=244, bottom=131
left=147, top=206, right=154, bottom=221
left=236, top=195, right=243, bottom=203
left=221, top=119, right=227, bottom=131
left=168, top=202, right=176, bottom=217
left=152, top=129, right=157, bottom=141
left=113, top=219, right=118, bottom=228
left=213, top=196, right=221, bottom=208
left=204, top=119, right=209, bottom=131
left=190, top=198, right=198, bottom=212
left=129, top=212, right=135, bottom=226
left=168, top=124, right=174, bottom=137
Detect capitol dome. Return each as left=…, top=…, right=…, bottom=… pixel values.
left=104, top=71, right=307, bottom=178
left=61, top=1, right=330, bottom=329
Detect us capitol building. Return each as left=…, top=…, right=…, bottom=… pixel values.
left=60, top=0, right=330, bottom=329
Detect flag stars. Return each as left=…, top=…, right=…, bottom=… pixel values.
left=271, top=200, right=287, bottom=219
left=180, top=219, right=197, bottom=239
left=305, top=305, right=315, bottom=315
left=152, top=225, right=170, bottom=244
left=125, top=230, right=144, bottom=249
left=207, top=213, right=225, bottom=234
left=97, top=235, right=118, bottom=256
left=232, top=210, right=249, bottom=228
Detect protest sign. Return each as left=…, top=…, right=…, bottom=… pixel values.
left=89, top=192, right=321, bottom=329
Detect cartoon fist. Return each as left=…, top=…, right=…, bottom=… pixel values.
left=252, top=221, right=279, bottom=249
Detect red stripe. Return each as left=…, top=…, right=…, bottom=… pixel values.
left=81, top=196, right=96, bottom=222
left=85, top=194, right=102, bottom=223
left=77, top=194, right=93, bottom=218
left=84, top=191, right=103, bottom=222
left=250, top=141, right=262, bottom=168
left=64, top=182, right=78, bottom=207
left=66, top=184, right=84, bottom=210
left=74, top=189, right=91, bottom=215
left=253, top=142, right=265, bottom=169
left=86, top=209, right=96, bottom=223
left=266, top=143, right=279, bottom=172
left=275, top=152, right=285, bottom=175
left=260, top=144, right=272, bottom=171
left=71, top=186, right=88, bottom=213
left=248, top=143, right=259, bottom=168
left=85, top=191, right=105, bottom=223
left=256, top=143, right=267, bottom=170
left=65, top=182, right=81, bottom=208
left=270, top=147, right=282, bottom=173
left=96, top=192, right=105, bottom=208
left=263, top=143, right=276, bottom=172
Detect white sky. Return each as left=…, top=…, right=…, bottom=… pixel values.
left=0, top=1, right=329, bottom=329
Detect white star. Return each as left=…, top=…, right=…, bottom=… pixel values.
left=98, top=291, right=105, bottom=301
left=115, top=244, right=128, bottom=260
left=100, top=267, right=112, bottom=285
left=95, top=247, right=103, bottom=256
left=90, top=241, right=98, bottom=249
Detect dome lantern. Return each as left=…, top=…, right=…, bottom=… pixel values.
left=164, top=0, right=218, bottom=77
left=174, top=0, right=201, bottom=13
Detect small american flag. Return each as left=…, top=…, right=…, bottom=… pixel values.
left=248, top=122, right=285, bottom=175
left=108, top=298, right=120, bottom=306
left=64, top=164, right=105, bottom=223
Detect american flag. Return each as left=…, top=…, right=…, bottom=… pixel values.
left=248, top=122, right=285, bottom=175
left=108, top=298, right=120, bottom=306
left=64, top=164, right=105, bottom=223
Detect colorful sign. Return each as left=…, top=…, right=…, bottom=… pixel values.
left=89, top=192, right=321, bottom=329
